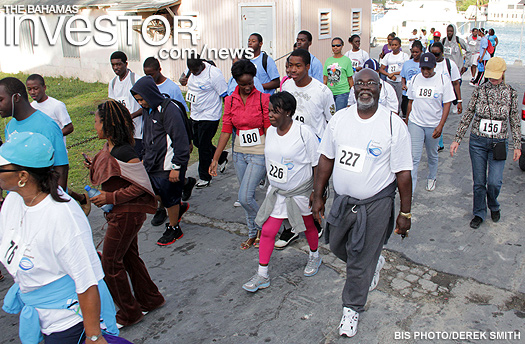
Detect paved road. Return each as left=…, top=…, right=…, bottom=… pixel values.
left=0, top=50, right=524, bottom=343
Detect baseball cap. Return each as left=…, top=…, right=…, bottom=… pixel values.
left=434, top=31, right=441, bottom=38
left=419, top=53, right=437, bottom=68
left=484, top=57, right=506, bottom=79
left=363, top=58, right=380, bottom=71
left=0, top=132, right=55, bottom=168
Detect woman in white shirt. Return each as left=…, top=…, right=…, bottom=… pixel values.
left=242, top=91, right=322, bottom=293
left=344, top=34, right=370, bottom=72
left=380, top=37, right=409, bottom=114
left=0, top=132, right=116, bottom=344
left=406, top=53, right=455, bottom=192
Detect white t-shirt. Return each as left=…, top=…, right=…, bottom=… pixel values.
left=344, top=49, right=370, bottom=70
left=435, top=59, right=460, bottom=82
left=348, top=79, right=399, bottom=114
left=187, top=63, right=228, bottom=121
left=31, top=96, right=71, bottom=145
left=281, top=78, right=335, bottom=139
left=108, top=70, right=142, bottom=139
left=318, top=105, right=413, bottom=199
left=0, top=192, right=103, bottom=335
left=381, top=52, right=410, bottom=82
left=265, top=121, right=319, bottom=218
left=408, top=73, right=455, bottom=127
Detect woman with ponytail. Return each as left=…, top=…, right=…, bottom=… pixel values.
left=85, top=100, right=165, bottom=328
left=0, top=131, right=118, bottom=343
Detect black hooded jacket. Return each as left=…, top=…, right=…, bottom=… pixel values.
left=131, top=76, right=190, bottom=174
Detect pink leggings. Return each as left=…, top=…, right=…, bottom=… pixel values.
left=259, top=215, right=319, bottom=265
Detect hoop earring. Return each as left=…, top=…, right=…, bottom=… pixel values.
left=18, top=180, right=26, bottom=188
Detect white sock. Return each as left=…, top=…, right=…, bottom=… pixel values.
left=258, top=265, right=269, bottom=278
left=310, top=250, right=319, bottom=258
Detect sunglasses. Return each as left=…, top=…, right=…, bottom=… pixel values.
left=0, top=168, right=18, bottom=173
left=332, top=44, right=342, bottom=47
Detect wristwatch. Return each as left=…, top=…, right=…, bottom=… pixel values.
left=399, top=211, right=412, bottom=219
left=87, top=333, right=102, bottom=342
left=171, top=163, right=181, bottom=170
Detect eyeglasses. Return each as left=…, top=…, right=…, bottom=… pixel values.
left=332, top=44, right=342, bottom=47
left=355, top=81, right=379, bottom=87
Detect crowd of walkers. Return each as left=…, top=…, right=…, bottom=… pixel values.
left=0, top=24, right=519, bottom=342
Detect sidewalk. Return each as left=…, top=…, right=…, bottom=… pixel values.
left=0, top=61, right=524, bottom=344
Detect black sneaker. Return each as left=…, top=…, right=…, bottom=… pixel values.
left=437, top=146, right=444, bottom=152
left=178, top=202, right=189, bottom=223
left=274, top=227, right=298, bottom=249
left=157, top=224, right=183, bottom=246
left=151, top=207, right=168, bottom=226
left=314, top=219, right=324, bottom=238
left=470, top=216, right=483, bottom=229
left=491, top=210, right=501, bottom=223
left=182, top=177, right=196, bottom=201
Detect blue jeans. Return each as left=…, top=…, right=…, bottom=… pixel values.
left=232, top=152, right=267, bottom=238
left=408, top=121, right=440, bottom=191
left=468, top=134, right=507, bottom=220
left=333, top=92, right=350, bottom=112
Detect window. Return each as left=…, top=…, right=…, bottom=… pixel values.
left=61, top=16, right=80, bottom=58
left=351, top=9, right=362, bottom=34
left=508, top=5, right=515, bottom=9
left=118, top=13, right=140, bottom=61
left=19, top=19, right=34, bottom=54
left=318, top=9, right=331, bottom=40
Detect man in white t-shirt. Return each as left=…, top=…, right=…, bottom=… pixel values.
left=312, top=69, right=412, bottom=338
left=282, top=49, right=335, bottom=140
left=186, top=54, right=229, bottom=188
left=26, top=74, right=74, bottom=146
left=108, top=51, right=143, bottom=158
left=406, top=52, right=455, bottom=192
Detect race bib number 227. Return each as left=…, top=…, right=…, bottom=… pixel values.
left=336, top=145, right=366, bottom=173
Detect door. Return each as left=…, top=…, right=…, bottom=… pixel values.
left=241, top=5, right=274, bottom=57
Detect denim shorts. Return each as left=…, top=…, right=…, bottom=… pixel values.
left=149, top=169, right=186, bottom=208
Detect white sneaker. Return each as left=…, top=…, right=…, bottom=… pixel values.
left=233, top=200, right=241, bottom=207
left=426, top=179, right=436, bottom=191
left=304, top=255, right=322, bottom=277
left=195, top=179, right=211, bottom=188
left=369, top=255, right=386, bottom=291
left=339, top=307, right=359, bottom=337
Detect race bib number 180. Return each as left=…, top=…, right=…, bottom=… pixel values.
left=238, top=129, right=261, bottom=147
left=336, top=145, right=366, bottom=173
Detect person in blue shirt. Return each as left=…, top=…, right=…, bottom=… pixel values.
left=227, top=57, right=265, bottom=96
left=296, top=30, right=324, bottom=82
left=248, top=33, right=280, bottom=94
left=143, top=57, right=188, bottom=112
left=400, top=40, right=423, bottom=118
left=0, top=77, right=69, bottom=190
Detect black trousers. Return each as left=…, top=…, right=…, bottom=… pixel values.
left=191, top=119, right=226, bottom=181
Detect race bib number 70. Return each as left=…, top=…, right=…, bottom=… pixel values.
left=336, top=145, right=366, bottom=173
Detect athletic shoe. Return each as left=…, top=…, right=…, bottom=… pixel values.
left=233, top=200, right=242, bottom=207
left=218, top=151, right=229, bottom=173
left=151, top=207, right=168, bottom=226
left=469, top=81, right=476, bottom=87
left=242, top=274, right=270, bottom=292
left=369, top=255, right=386, bottom=291
left=314, top=219, right=324, bottom=238
left=437, top=146, right=444, bottom=152
left=304, top=255, right=322, bottom=277
left=274, top=227, right=298, bottom=249
left=182, top=177, right=196, bottom=201
left=426, top=179, right=436, bottom=191
left=470, top=216, right=483, bottom=229
left=491, top=210, right=501, bottom=223
left=178, top=202, right=189, bottom=223
left=157, top=224, right=183, bottom=246
left=339, top=307, right=359, bottom=337
left=195, top=179, right=211, bottom=188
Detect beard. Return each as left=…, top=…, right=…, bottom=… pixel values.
left=356, top=91, right=376, bottom=111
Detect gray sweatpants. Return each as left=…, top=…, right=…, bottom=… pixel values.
left=329, top=197, right=392, bottom=313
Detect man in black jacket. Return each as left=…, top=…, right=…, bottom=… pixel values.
left=131, top=76, right=190, bottom=245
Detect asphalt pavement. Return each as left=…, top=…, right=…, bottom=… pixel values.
left=0, top=47, right=524, bottom=344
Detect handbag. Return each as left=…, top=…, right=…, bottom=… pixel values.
left=483, top=88, right=507, bottom=161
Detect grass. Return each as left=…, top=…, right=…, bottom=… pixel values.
left=0, top=72, right=224, bottom=194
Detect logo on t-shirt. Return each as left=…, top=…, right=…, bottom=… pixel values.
left=367, top=140, right=383, bottom=157
left=19, top=257, right=34, bottom=271
left=327, top=62, right=342, bottom=86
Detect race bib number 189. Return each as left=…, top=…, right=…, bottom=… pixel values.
left=336, top=145, right=366, bottom=173
left=416, top=86, right=435, bottom=99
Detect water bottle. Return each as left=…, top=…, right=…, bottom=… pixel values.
left=84, top=185, right=113, bottom=213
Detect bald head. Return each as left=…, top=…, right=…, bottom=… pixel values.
left=355, top=69, right=380, bottom=84
left=354, top=69, right=381, bottom=114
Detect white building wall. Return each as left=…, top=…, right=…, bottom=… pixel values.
left=488, top=0, right=525, bottom=22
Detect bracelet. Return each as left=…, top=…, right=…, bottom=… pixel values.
left=457, top=99, right=462, bottom=103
